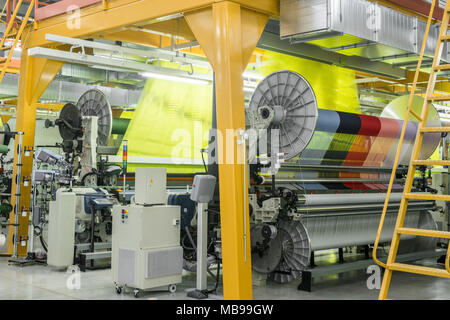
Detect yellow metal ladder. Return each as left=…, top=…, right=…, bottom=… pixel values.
left=373, top=0, right=450, bottom=300
left=0, top=0, right=35, bottom=84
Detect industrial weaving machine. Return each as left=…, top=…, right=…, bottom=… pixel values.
left=242, top=70, right=442, bottom=290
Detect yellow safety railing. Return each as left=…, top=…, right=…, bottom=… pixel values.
left=0, top=1, right=8, bottom=24
left=372, top=0, right=438, bottom=270
left=373, top=0, right=450, bottom=300
left=0, top=0, right=24, bottom=49
left=0, top=0, right=35, bottom=84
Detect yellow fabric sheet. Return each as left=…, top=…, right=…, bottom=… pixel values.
left=118, top=49, right=361, bottom=172
left=259, top=50, right=360, bottom=113
left=118, top=78, right=212, bottom=173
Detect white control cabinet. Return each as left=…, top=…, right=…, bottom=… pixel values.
left=134, top=167, right=166, bottom=205
left=112, top=204, right=182, bottom=296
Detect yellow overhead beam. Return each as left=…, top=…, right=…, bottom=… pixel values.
left=25, top=0, right=279, bottom=49
left=435, top=81, right=450, bottom=93
left=1, top=100, right=64, bottom=110
left=0, top=67, right=19, bottom=74
left=1, top=115, right=12, bottom=123
left=26, top=0, right=211, bottom=48
left=141, top=19, right=196, bottom=40
left=356, top=69, right=450, bottom=95
left=98, top=30, right=164, bottom=48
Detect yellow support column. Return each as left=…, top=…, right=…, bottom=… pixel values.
left=6, top=50, right=64, bottom=256
left=185, top=1, right=268, bottom=300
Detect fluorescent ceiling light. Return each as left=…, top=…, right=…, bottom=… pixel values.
left=141, top=72, right=210, bottom=85
left=355, top=77, right=380, bottom=84
left=156, top=13, right=183, bottom=22
left=244, top=80, right=258, bottom=88
left=243, top=72, right=264, bottom=81
left=438, top=112, right=450, bottom=119
left=435, top=104, right=450, bottom=112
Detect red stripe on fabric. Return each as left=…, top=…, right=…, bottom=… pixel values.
left=342, top=115, right=381, bottom=166
left=358, top=115, right=382, bottom=136
left=343, top=183, right=370, bottom=190
left=377, top=118, right=400, bottom=138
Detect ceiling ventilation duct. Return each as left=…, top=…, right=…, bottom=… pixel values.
left=280, top=0, right=449, bottom=62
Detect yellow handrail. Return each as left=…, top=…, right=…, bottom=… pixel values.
left=0, top=0, right=24, bottom=48
left=0, top=1, right=8, bottom=20
left=0, top=0, right=34, bottom=84
left=446, top=244, right=450, bottom=274
left=376, top=0, right=450, bottom=299
left=0, top=1, right=8, bottom=24
left=372, top=0, right=438, bottom=269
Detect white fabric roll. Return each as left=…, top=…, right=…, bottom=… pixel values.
left=303, top=193, right=403, bottom=206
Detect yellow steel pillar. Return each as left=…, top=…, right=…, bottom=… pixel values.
left=185, top=1, right=268, bottom=299
left=6, top=50, right=64, bottom=256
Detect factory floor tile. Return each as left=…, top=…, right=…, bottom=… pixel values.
left=0, top=255, right=449, bottom=300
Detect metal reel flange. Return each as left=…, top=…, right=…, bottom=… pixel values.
left=248, top=70, right=318, bottom=160
left=268, top=220, right=311, bottom=284
left=76, top=89, right=113, bottom=146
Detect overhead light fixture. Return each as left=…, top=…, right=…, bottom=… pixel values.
left=438, top=113, right=450, bottom=120
left=355, top=77, right=380, bottom=84
left=141, top=72, right=210, bottom=85
left=155, top=13, right=184, bottom=22
left=242, top=72, right=264, bottom=81
left=244, top=80, right=258, bottom=88
left=435, top=104, right=450, bottom=112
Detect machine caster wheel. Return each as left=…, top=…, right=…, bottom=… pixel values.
left=115, top=285, right=122, bottom=294
left=133, top=289, right=141, bottom=298
left=169, top=284, right=177, bottom=293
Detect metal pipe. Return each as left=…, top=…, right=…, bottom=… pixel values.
left=297, top=207, right=431, bottom=219
left=271, top=178, right=403, bottom=184
left=12, top=132, right=23, bottom=258
left=297, top=202, right=434, bottom=213
left=89, top=204, right=95, bottom=255
left=279, top=164, right=407, bottom=173
left=298, top=192, right=404, bottom=206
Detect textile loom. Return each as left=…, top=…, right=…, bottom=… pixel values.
left=242, top=71, right=442, bottom=288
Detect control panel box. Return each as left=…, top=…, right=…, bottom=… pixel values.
left=135, top=167, right=166, bottom=205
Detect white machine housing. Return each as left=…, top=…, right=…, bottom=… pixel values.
left=112, top=167, right=182, bottom=292
left=249, top=194, right=281, bottom=223
left=47, top=187, right=110, bottom=269
left=112, top=204, right=182, bottom=291
left=431, top=169, right=449, bottom=244
left=47, top=189, right=76, bottom=269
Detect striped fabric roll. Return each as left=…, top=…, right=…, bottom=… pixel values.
left=294, top=109, right=439, bottom=191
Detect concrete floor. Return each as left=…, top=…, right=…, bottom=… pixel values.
left=0, top=256, right=449, bottom=300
